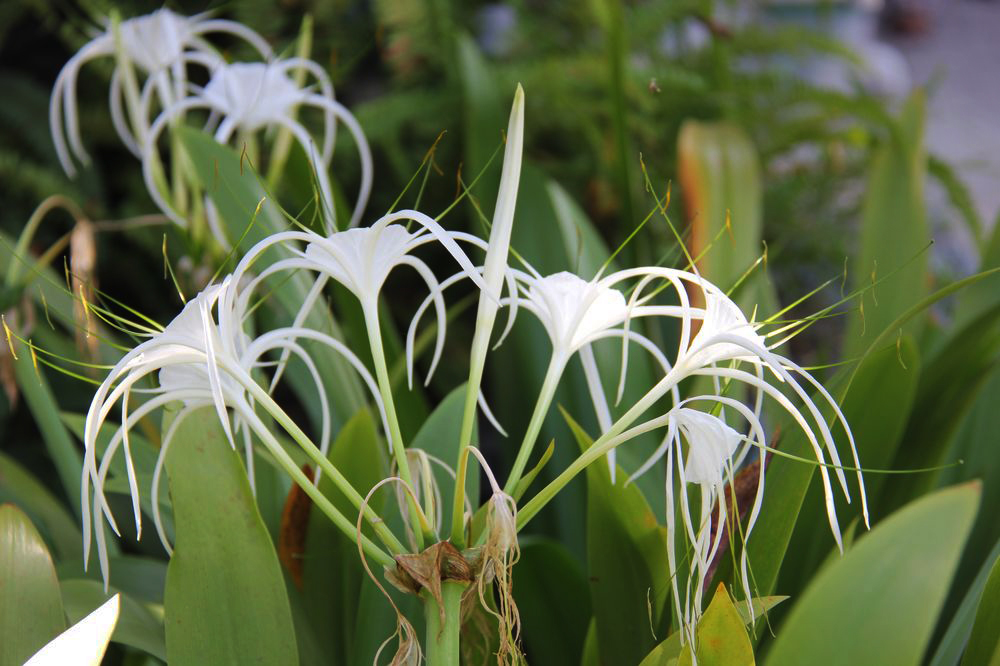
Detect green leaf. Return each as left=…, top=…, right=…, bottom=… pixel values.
left=927, top=154, right=983, bottom=247
left=765, top=483, right=980, bottom=666
left=739, top=337, right=920, bottom=600
left=931, top=535, right=1000, bottom=666
left=677, top=585, right=754, bottom=666
left=581, top=617, right=600, bottom=666
left=163, top=408, right=298, bottom=665
left=954, top=214, right=1000, bottom=330
left=879, top=302, right=1000, bottom=515
left=0, top=503, right=66, bottom=665
left=60, top=579, right=165, bottom=661
left=640, top=597, right=786, bottom=665
left=458, top=32, right=504, bottom=218
left=563, top=410, right=670, bottom=666
left=843, top=91, right=929, bottom=360
left=409, top=383, right=478, bottom=536
left=773, top=337, right=921, bottom=596
left=301, top=408, right=388, bottom=664
left=10, top=348, right=83, bottom=519
left=677, top=121, right=767, bottom=309
left=0, top=450, right=81, bottom=562
left=962, top=553, right=1000, bottom=666
left=514, top=537, right=591, bottom=666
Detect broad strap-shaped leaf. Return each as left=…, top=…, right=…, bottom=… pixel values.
left=765, top=483, right=980, bottom=666
left=163, top=408, right=298, bottom=665
left=299, top=408, right=387, bottom=665
left=513, top=536, right=591, bottom=666
left=677, top=585, right=754, bottom=666
left=879, top=302, right=1000, bottom=516
left=843, top=91, right=929, bottom=360
left=678, top=120, right=769, bottom=311
left=640, top=597, right=786, bottom=666
left=458, top=32, right=504, bottom=216
left=773, top=336, right=921, bottom=597
left=564, top=410, right=671, bottom=666
left=0, top=503, right=66, bottom=664
left=0, top=451, right=81, bottom=562
left=961, top=554, right=1000, bottom=666
left=60, top=579, right=165, bottom=661
left=931, top=534, right=1000, bottom=666
left=735, top=337, right=919, bottom=600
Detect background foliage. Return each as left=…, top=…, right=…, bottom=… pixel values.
left=1, top=1, right=999, bottom=664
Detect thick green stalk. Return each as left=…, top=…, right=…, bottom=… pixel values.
left=241, top=376, right=407, bottom=556
left=450, top=347, right=486, bottom=546
left=450, top=85, right=525, bottom=546
left=424, top=581, right=464, bottom=666
left=362, top=301, right=430, bottom=548
left=518, top=363, right=685, bottom=527
left=501, top=354, right=566, bottom=495
left=237, top=403, right=395, bottom=569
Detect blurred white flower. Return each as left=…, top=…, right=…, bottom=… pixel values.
left=82, top=275, right=387, bottom=585
left=142, top=60, right=372, bottom=235
left=50, top=9, right=272, bottom=175
left=25, top=594, right=120, bottom=666
left=533, top=268, right=869, bottom=652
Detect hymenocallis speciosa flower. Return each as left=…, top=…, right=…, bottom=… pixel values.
left=513, top=266, right=868, bottom=652
left=50, top=8, right=272, bottom=176
left=142, top=60, right=373, bottom=237
left=81, top=275, right=392, bottom=586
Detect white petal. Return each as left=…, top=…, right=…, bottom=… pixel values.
left=26, top=594, right=120, bottom=666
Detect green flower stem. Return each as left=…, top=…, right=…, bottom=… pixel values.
left=518, top=363, right=685, bottom=528
left=502, top=354, right=567, bottom=495
left=236, top=402, right=396, bottom=569
left=424, top=581, right=465, bottom=666
left=6, top=195, right=84, bottom=286
left=449, top=345, right=486, bottom=547
left=266, top=15, right=313, bottom=190
left=362, top=301, right=430, bottom=549
left=241, top=376, right=407, bottom=556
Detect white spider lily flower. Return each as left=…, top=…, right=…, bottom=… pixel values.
left=50, top=9, right=272, bottom=176
left=502, top=268, right=681, bottom=488
left=142, top=60, right=372, bottom=234
left=514, top=266, right=868, bottom=648
left=552, top=266, right=869, bottom=549
left=81, top=276, right=389, bottom=586
left=25, top=594, right=120, bottom=666
left=223, top=209, right=490, bottom=501
left=230, top=209, right=489, bottom=382
left=624, top=403, right=766, bottom=653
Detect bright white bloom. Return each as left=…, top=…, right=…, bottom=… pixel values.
left=524, top=267, right=869, bottom=651
left=143, top=60, right=372, bottom=235
left=50, top=9, right=272, bottom=175
left=524, top=271, right=630, bottom=357
left=500, top=267, right=682, bottom=484
left=677, top=408, right=742, bottom=485
left=82, top=275, right=388, bottom=585
left=230, top=209, right=489, bottom=383
left=25, top=594, right=120, bottom=666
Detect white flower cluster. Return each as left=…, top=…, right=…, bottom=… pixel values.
left=50, top=9, right=372, bottom=243
left=72, top=73, right=866, bottom=655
